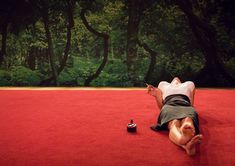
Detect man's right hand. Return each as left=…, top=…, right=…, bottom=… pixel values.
left=146, top=84, right=157, bottom=97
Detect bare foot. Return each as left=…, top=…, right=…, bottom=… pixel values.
left=181, top=134, right=203, bottom=156
left=179, top=118, right=195, bottom=145
left=168, top=119, right=181, bottom=129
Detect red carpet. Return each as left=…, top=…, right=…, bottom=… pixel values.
left=0, top=89, right=235, bottom=166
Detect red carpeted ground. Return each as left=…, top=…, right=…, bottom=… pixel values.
left=0, top=88, right=235, bottom=166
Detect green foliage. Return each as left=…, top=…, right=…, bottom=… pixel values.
left=91, top=59, right=132, bottom=87
left=162, top=54, right=204, bottom=77
left=224, top=58, right=235, bottom=78
left=0, top=0, right=234, bottom=87
left=0, top=70, right=12, bottom=86
left=56, top=57, right=133, bottom=87
left=75, top=56, right=102, bottom=83
left=58, top=70, right=78, bottom=86
left=10, top=66, right=41, bottom=86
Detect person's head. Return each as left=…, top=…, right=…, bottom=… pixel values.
left=171, top=77, right=181, bottom=85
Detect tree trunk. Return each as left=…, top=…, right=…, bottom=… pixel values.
left=27, top=47, right=36, bottom=70
left=137, top=40, right=157, bottom=84
left=39, top=0, right=74, bottom=86
left=176, top=0, right=235, bottom=86
left=80, top=8, right=109, bottom=86
left=0, top=21, right=8, bottom=67
left=125, top=0, right=156, bottom=86
left=41, top=1, right=59, bottom=86
left=57, top=0, right=74, bottom=74
left=27, top=24, right=37, bottom=70
left=126, top=0, right=143, bottom=86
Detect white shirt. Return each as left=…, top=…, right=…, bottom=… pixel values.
left=158, top=81, right=195, bottom=103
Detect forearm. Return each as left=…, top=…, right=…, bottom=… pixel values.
left=191, top=89, right=195, bottom=106
left=155, top=88, right=163, bottom=109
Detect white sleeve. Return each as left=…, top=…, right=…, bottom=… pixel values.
left=157, top=81, right=168, bottom=91
left=187, top=81, right=195, bottom=92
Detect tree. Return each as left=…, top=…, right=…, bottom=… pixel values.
left=0, top=0, right=37, bottom=68
left=79, top=0, right=109, bottom=86
left=39, top=0, right=75, bottom=86
left=174, top=0, right=235, bottom=86
left=40, top=0, right=59, bottom=86
left=125, top=0, right=156, bottom=86
left=137, top=39, right=157, bottom=83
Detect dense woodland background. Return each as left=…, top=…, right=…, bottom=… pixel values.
left=0, top=0, right=234, bottom=87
